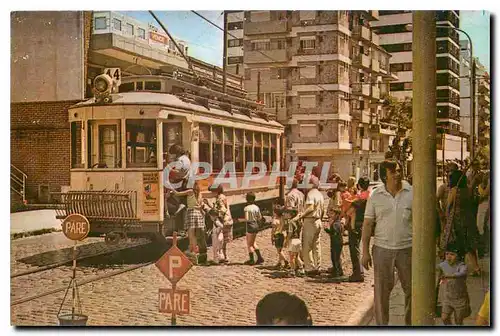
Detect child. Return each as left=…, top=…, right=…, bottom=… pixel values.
left=173, top=181, right=207, bottom=265
left=208, top=208, right=224, bottom=264
left=284, top=209, right=305, bottom=277
left=437, top=244, right=471, bottom=325
left=243, top=192, right=264, bottom=265
left=324, top=208, right=343, bottom=278
left=271, top=205, right=289, bottom=270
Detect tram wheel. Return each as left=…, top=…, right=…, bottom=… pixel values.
left=105, top=232, right=121, bottom=245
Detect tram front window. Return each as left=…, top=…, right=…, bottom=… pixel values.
left=126, top=119, right=157, bottom=168
left=88, top=121, right=121, bottom=169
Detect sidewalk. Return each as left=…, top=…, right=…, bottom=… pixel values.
left=10, top=210, right=61, bottom=234
left=367, top=256, right=490, bottom=326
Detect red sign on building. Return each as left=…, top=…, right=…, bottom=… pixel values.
left=150, top=31, right=168, bottom=45
left=158, top=289, right=190, bottom=315
left=155, top=245, right=193, bottom=284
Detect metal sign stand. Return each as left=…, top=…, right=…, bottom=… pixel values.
left=171, top=232, right=178, bottom=326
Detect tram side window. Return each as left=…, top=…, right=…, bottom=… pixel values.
left=119, top=82, right=135, bottom=92
left=223, top=127, right=234, bottom=164
left=163, top=122, right=183, bottom=167
left=199, top=124, right=211, bottom=167
left=212, top=126, right=223, bottom=172
left=270, top=134, right=277, bottom=169
left=126, top=119, right=157, bottom=168
left=245, top=131, right=254, bottom=169
left=262, top=133, right=270, bottom=170
left=71, top=121, right=83, bottom=168
left=235, top=129, right=244, bottom=171
left=254, top=132, right=262, bottom=163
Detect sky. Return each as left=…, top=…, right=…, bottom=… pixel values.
left=123, top=10, right=491, bottom=72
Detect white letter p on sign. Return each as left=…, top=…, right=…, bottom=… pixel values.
left=169, top=256, right=181, bottom=278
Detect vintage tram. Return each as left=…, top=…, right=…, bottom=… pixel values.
left=55, top=66, right=285, bottom=243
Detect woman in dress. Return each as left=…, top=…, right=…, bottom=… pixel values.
left=440, top=170, right=481, bottom=276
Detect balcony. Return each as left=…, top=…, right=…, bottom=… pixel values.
left=368, top=10, right=379, bottom=20
left=338, top=99, right=350, bottom=114
left=352, top=83, right=370, bottom=97
left=353, top=54, right=371, bottom=69
left=371, top=86, right=380, bottom=100
left=362, top=138, right=370, bottom=150
left=479, top=94, right=490, bottom=105
left=244, top=49, right=288, bottom=64
left=479, top=80, right=490, bottom=92
left=371, top=33, right=380, bottom=46
left=353, top=25, right=371, bottom=41
left=244, top=20, right=288, bottom=35
left=371, top=59, right=380, bottom=73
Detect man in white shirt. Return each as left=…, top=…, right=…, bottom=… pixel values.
left=293, top=176, right=324, bottom=276
left=361, top=160, right=413, bottom=325
left=285, top=179, right=305, bottom=214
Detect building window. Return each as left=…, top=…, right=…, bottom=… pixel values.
left=95, top=17, right=106, bottom=30
left=300, top=66, right=316, bottom=79
left=300, top=38, right=316, bottom=50
left=403, top=82, right=412, bottom=90
left=125, top=23, right=134, bottom=35
left=112, top=18, right=122, bottom=31
left=126, top=120, right=156, bottom=168
left=228, top=21, right=243, bottom=30
left=374, top=24, right=412, bottom=35
left=251, top=40, right=271, bottom=51
left=227, top=56, right=243, bottom=65
left=299, top=95, right=316, bottom=108
left=138, top=28, right=146, bottom=39
left=228, top=39, right=243, bottom=47
left=381, top=43, right=412, bottom=53
left=300, top=124, right=318, bottom=137
left=273, top=39, right=287, bottom=50
left=263, top=92, right=285, bottom=108
left=390, top=83, right=405, bottom=91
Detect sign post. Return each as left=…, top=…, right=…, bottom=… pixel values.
left=155, top=232, right=193, bottom=325
left=58, top=214, right=90, bottom=326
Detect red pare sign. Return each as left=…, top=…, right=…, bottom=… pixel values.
left=155, top=245, right=193, bottom=284
left=61, top=214, right=90, bottom=241
left=158, top=289, right=190, bottom=315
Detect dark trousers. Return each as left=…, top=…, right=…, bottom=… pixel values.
left=348, top=227, right=363, bottom=277
left=329, top=235, right=343, bottom=276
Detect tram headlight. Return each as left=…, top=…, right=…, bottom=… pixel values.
left=93, top=74, right=113, bottom=94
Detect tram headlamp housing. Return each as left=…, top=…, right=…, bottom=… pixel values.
left=93, top=74, right=113, bottom=94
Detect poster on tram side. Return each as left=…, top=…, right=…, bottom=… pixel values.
left=143, top=172, right=160, bottom=217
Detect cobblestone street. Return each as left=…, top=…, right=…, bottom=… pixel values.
left=11, top=228, right=374, bottom=326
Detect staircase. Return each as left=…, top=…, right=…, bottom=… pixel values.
left=11, top=164, right=27, bottom=205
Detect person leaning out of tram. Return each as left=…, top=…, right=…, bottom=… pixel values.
left=165, top=144, right=192, bottom=218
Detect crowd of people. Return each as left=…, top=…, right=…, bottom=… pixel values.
left=163, top=144, right=490, bottom=326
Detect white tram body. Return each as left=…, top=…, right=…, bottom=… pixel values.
left=62, top=72, right=284, bottom=239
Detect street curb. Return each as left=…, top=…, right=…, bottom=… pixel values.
left=347, top=288, right=374, bottom=326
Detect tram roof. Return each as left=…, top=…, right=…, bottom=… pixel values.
left=72, top=91, right=284, bottom=130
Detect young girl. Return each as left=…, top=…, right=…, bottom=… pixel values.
left=437, top=244, right=471, bottom=325
left=208, top=208, right=224, bottom=264
left=271, top=205, right=289, bottom=270
left=284, top=209, right=305, bottom=277
left=214, top=186, right=233, bottom=263
left=173, top=181, right=207, bottom=265
left=243, top=192, right=264, bottom=265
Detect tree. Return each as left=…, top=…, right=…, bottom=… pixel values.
left=381, top=95, right=413, bottom=179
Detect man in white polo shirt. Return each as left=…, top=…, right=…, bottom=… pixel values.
left=293, top=175, right=324, bottom=277
left=361, top=160, right=413, bottom=325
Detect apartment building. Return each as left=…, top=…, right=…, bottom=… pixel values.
left=225, top=10, right=398, bottom=179
left=372, top=10, right=469, bottom=165
left=460, top=40, right=490, bottom=149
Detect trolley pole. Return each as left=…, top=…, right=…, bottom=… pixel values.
left=222, top=11, right=228, bottom=94
left=411, top=11, right=437, bottom=326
